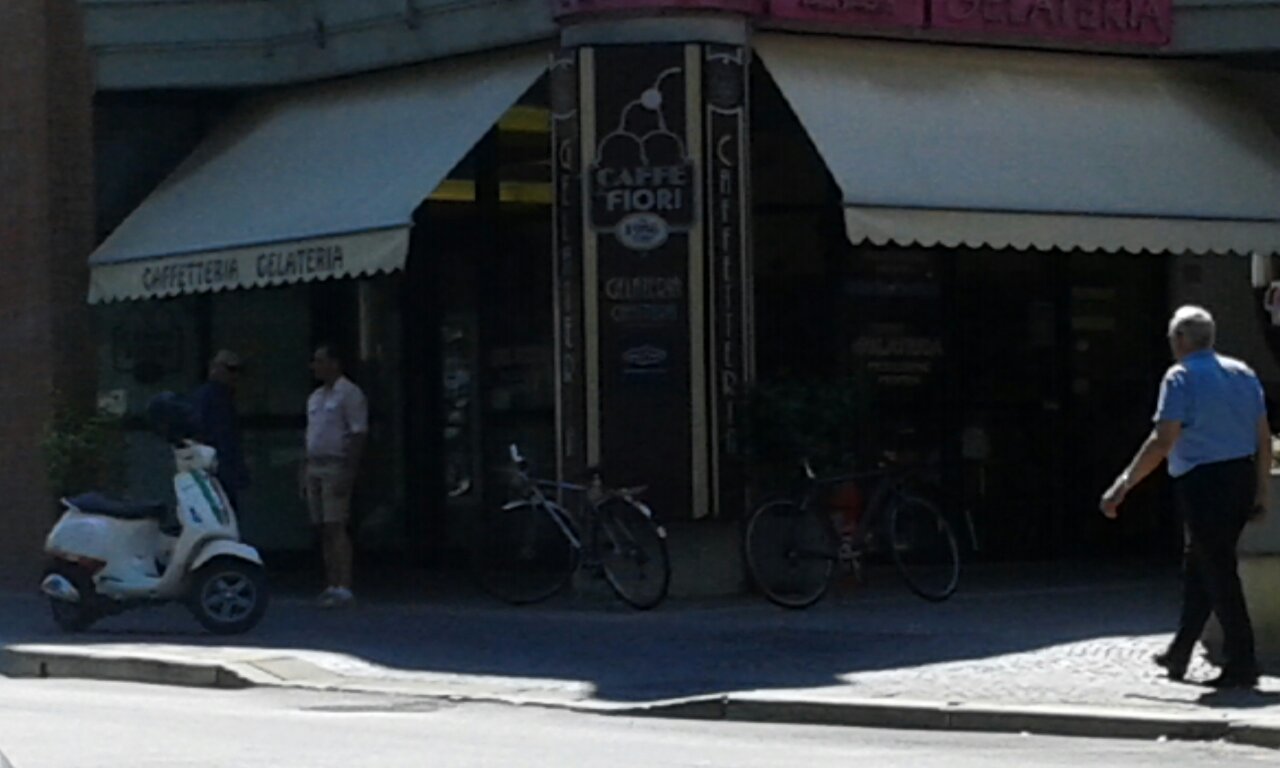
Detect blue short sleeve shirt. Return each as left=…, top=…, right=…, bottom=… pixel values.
left=1154, top=350, right=1265, bottom=477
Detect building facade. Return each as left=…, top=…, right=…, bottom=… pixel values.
left=3, top=0, right=1280, bottom=589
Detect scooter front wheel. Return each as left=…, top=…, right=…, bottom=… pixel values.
left=189, top=557, right=268, bottom=635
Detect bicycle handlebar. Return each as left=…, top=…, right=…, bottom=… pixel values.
left=507, top=444, right=644, bottom=499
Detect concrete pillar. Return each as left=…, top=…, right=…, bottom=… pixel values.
left=1199, top=477, right=1280, bottom=669
left=0, top=1, right=96, bottom=585
left=552, top=16, right=754, bottom=593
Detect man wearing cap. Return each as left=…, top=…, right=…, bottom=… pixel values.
left=1101, top=305, right=1270, bottom=689
left=193, top=350, right=250, bottom=513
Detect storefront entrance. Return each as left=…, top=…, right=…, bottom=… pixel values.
left=400, top=91, right=557, bottom=563
left=751, top=59, right=1176, bottom=562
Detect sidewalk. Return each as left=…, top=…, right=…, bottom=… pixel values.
left=2, top=564, right=1278, bottom=748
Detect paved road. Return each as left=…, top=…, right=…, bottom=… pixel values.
left=0, top=678, right=1274, bottom=768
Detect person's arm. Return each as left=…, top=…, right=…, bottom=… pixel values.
left=1254, top=414, right=1272, bottom=522
left=1101, top=420, right=1182, bottom=519
left=342, top=388, right=370, bottom=488
left=1102, top=367, right=1186, bottom=519
left=299, top=394, right=312, bottom=500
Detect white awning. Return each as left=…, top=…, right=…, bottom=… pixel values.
left=755, top=34, right=1280, bottom=256
left=89, top=47, right=548, bottom=303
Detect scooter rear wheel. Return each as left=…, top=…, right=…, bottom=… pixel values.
left=45, top=561, right=99, bottom=633
left=189, top=557, right=268, bottom=635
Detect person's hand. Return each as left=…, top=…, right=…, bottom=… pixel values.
left=1100, top=476, right=1129, bottom=519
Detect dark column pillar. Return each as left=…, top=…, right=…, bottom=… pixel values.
left=553, top=25, right=753, bottom=523
left=704, top=43, right=753, bottom=520
left=0, top=1, right=96, bottom=584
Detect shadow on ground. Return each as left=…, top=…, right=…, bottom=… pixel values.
left=1, top=561, right=1190, bottom=703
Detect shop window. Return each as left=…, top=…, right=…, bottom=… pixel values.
left=96, top=297, right=202, bottom=502
left=211, top=286, right=311, bottom=417
left=400, top=75, right=555, bottom=558
left=208, top=285, right=313, bottom=549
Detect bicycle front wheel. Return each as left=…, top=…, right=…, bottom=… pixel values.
left=744, top=500, right=837, bottom=609
left=472, top=501, right=578, bottom=605
left=889, top=494, right=960, bottom=602
left=597, top=499, right=671, bottom=610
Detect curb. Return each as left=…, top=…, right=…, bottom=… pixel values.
left=4, top=646, right=1279, bottom=750
left=0, top=647, right=254, bottom=690
left=617, top=696, right=1236, bottom=742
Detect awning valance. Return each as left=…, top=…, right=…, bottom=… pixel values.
left=755, top=34, right=1280, bottom=256
left=89, top=47, right=548, bottom=303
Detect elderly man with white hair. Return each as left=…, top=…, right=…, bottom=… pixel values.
left=1101, top=305, right=1270, bottom=688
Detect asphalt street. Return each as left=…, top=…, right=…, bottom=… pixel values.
left=0, top=678, right=1275, bottom=768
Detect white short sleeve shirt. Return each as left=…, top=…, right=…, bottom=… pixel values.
left=306, top=376, right=369, bottom=459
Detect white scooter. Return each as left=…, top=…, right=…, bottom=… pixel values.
left=42, top=403, right=268, bottom=635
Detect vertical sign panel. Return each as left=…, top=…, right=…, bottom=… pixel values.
left=552, top=49, right=587, bottom=489
left=704, top=44, right=751, bottom=519
left=587, top=44, right=698, bottom=517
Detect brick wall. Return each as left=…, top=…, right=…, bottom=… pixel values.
left=0, top=1, right=95, bottom=586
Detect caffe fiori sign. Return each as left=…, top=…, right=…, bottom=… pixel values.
left=616, top=213, right=671, bottom=251
left=589, top=68, right=696, bottom=249
left=590, top=159, right=695, bottom=244
left=594, top=166, right=691, bottom=217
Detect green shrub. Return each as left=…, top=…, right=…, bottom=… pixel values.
left=41, top=403, right=126, bottom=500
left=743, top=376, right=875, bottom=491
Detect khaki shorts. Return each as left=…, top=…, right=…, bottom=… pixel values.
left=306, top=460, right=352, bottom=525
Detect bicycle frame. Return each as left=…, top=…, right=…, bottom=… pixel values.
left=796, top=462, right=914, bottom=551
left=744, top=456, right=960, bottom=607
left=502, top=494, right=581, bottom=550
left=504, top=446, right=662, bottom=560
left=475, top=444, right=670, bottom=609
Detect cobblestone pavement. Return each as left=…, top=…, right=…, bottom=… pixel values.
left=3, top=564, right=1278, bottom=720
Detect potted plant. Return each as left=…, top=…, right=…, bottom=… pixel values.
left=40, top=401, right=126, bottom=502
left=742, top=375, right=875, bottom=499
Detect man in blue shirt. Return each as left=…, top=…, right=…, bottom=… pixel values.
left=192, top=349, right=250, bottom=515
left=1101, top=306, right=1270, bottom=688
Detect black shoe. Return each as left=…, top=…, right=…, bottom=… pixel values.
left=1153, top=651, right=1189, bottom=681
left=1204, top=668, right=1259, bottom=689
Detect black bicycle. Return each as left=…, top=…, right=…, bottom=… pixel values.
left=471, top=445, right=671, bottom=610
left=744, top=459, right=960, bottom=608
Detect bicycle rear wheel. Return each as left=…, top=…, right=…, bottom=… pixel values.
left=597, top=498, right=671, bottom=610
left=472, top=501, right=577, bottom=605
left=744, top=500, right=837, bottom=609
left=889, top=494, right=960, bottom=602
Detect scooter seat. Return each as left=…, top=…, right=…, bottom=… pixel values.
left=66, top=492, right=167, bottom=521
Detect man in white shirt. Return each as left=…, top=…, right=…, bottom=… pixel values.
left=302, top=343, right=368, bottom=608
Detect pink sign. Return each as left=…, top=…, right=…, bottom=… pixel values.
left=930, top=0, right=1172, bottom=46
left=770, top=0, right=926, bottom=30
left=553, top=0, right=765, bottom=16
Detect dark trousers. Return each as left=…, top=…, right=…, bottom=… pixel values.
left=1168, top=457, right=1257, bottom=673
